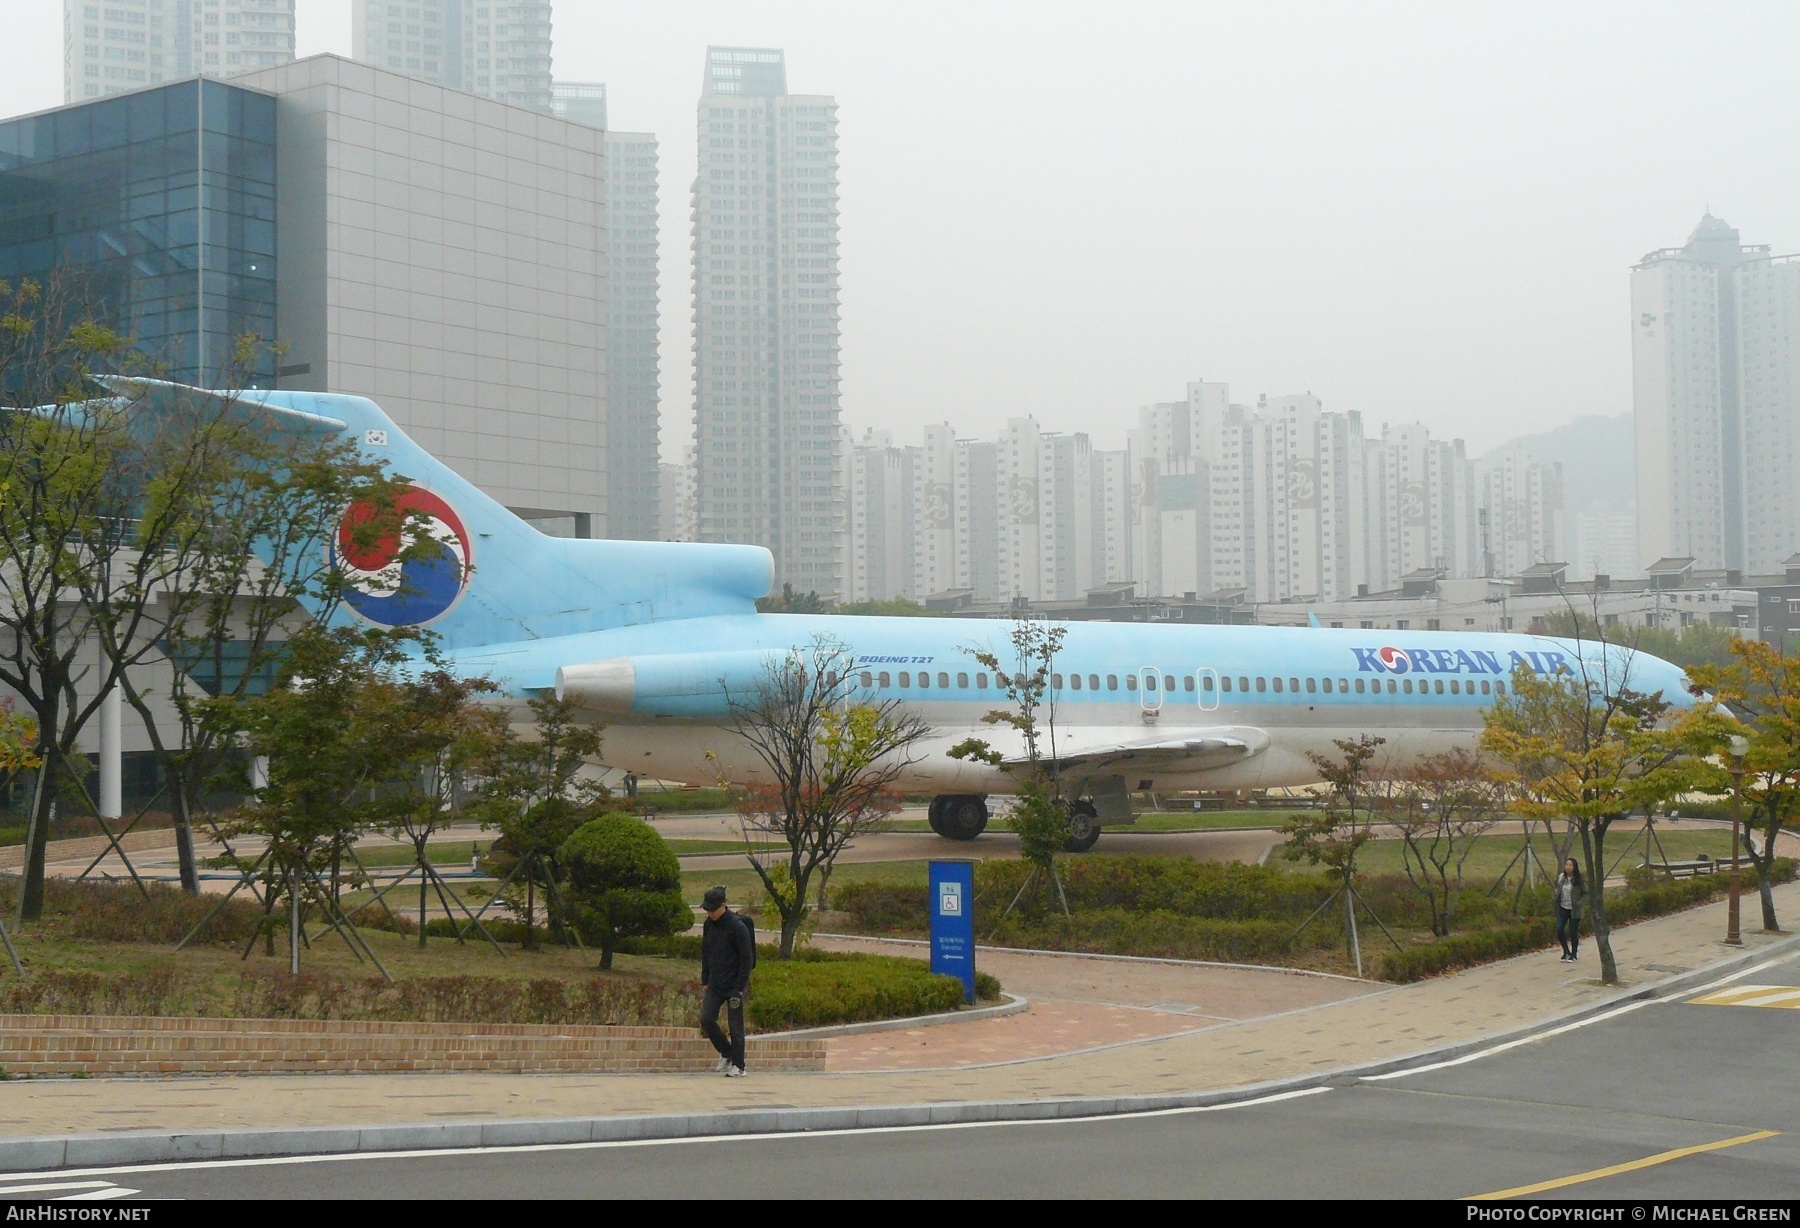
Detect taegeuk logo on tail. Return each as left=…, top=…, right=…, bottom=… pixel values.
left=332, top=484, right=473, bottom=627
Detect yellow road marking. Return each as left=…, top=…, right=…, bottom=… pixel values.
left=1690, top=984, right=1800, bottom=1008
left=1469, top=1130, right=1780, bottom=1200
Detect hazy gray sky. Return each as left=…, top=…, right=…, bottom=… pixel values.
left=6, top=2, right=1800, bottom=458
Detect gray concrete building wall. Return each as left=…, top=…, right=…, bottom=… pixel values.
left=602, top=130, right=662, bottom=540
left=239, top=54, right=606, bottom=532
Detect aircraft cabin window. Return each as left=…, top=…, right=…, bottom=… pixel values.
left=1495, top=681, right=1506, bottom=696
left=1481, top=680, right=1491, bottom=695
left=1255, top=677, right=1267, bottom=692
left=1449, top=680, right=1459, bottom=694
left=1051, top=673, right=1064, bottom=688
left=1164, top=674, right=1176, bottom=690
left=1125, top=675, right=1137, bottom=691
left=1183, top=676, right=1195, bottom=692
left=1145, top=674, right=1158, bottom=692
left=1015, top=672, right=1029, bottom=688
left=976, top=673, right=988, bottom=688
left=1272, top=677, right=1283, bottom=693
left=860, top=671, right=873, bottom=688
left=1434, top=680, right=1444, bottom=695
left=1289, top=677, right=1300, bottom=692
left=1200, top=675, right=1214, bottom=692
left=957, top=672, right=969, bottom=688
left=1239, top=676, right=1249, bottom=691
left=1339, top=678, right=1350, bottom=692
left=1354, top=678, right=1366, bottom=693
left=879, top=671, right=891, bottom=687
left=1402, top=679, right=1413, bottom=694
left=1070, top=674, right=1082, bottom=690
left=918, top=673, right=930, bottom=690
left=1221, top=676, right=1234, bottom=692
left=1306, top=677, right=1318, bottom=693
left=899, top=672, right=911, bottom=687
left=1107, top=675, right=1119, bottom=690
left=938, top=672, right=950, bottom=688
left=1387, top=679, right=1398, bottom=694
left=1088, top=674, right=1099, bottom=690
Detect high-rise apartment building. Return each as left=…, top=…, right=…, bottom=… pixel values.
left=65, top=0, right=296, bottom=102
left=691, top=48, right=843, bottom=596
left=1634, top=214, right=1800, bottom=575
left=1367, top=422, right=1475, bottom=591
left=549, top=81, right=663, bottom=541
left=350, top=0, right=552, bottom=111
left=1474, top=448, right=1565, bottom=578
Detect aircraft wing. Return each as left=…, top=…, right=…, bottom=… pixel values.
left=1021, top=724, right=1272, bottom=772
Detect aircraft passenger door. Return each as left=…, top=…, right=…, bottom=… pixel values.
left=1139, top=667, right=1163, bottom=721
left=1196, top=668, right=1220, bottom=713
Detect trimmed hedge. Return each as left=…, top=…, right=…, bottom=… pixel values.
left=988, top=910, right=1316, bottom=963
left=834, top=857, right=1336, bottom=935
left=745, top=955, right=968, bottom=1030
left=1378, top=857, right=1799, bottom=982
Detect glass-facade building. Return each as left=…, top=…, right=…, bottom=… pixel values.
left=0, top=78, right=276, bottom=387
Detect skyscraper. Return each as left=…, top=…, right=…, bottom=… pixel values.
left=1634, top=214, right=1800, bottom=574
left=691, top=47, right=843, bottom=597
left=65, top=0, right=296, bottom=101
left=551, top=82, right=664, bottom=542
left=350, top=0, right=552, bottom=110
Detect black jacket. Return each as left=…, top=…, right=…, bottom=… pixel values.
left=701, top=911, right=754, bottom=995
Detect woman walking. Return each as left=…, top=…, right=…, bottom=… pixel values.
left=1555, top=857, right=1585, bottom=962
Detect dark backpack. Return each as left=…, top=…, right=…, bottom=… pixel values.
left=735, top=909, right=758, bottom=971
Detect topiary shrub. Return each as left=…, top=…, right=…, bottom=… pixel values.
left=558, top=812, right=690, bottom=969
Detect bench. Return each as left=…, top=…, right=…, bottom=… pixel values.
left=1644, top=856, right=1749, bottom=879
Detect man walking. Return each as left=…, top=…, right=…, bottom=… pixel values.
left=699, top=885, right=754, bottom=1077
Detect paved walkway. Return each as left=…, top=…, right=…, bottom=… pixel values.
left=0, top=880, right=1792, bottom=1138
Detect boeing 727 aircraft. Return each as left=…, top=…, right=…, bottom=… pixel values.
left=198, top=386, right=1694, bottom=852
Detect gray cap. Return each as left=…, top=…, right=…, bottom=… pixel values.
left=703, top=886, right=727, bottom=910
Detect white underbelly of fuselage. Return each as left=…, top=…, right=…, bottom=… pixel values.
left=596, top=699, right=1486, bottom=795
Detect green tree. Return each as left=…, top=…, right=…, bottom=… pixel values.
left=366, top=666, right=510, bottom=946
left=214, top=623, right=424, bottom=973
left=559, top=812, right=689, bottom=969
left=949, top=616, right=1075, bottom=916
left=1543, top=609, right=1738, bottom=672
left=1683, top=637, right=1800, bottom=932
left=728, top=636, right=928, bottom=957
left=471, top=692, right=606, bottom=950
left=0, top=272, right=274, bottom=920
left=115, top=402, right=398, bottom=894
left=755, top=582, right=829, bottom=614
left=1281, top=735, right=1400, bottom=973
left=1481, top=650, right=1705, bottom=985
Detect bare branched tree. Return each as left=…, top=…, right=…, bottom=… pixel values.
left=728, top=636, right=928, bottom=957
left=1387, top=749, right=1506, bottom=937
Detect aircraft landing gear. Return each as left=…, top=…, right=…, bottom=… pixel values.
left=929, top=794, right=988, bottom=841
left=1064, top=799, right=1102, bottom=853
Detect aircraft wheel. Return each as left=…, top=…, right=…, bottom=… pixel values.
left=927, top=795, right=949, bottom=837
left=940, top=794, right=989, bottom=841
left=1064, top=800, right=1102, bottom=853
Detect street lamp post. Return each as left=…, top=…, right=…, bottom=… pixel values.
left=1727, top=734, right=1749, bottom=946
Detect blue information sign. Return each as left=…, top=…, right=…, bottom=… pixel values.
left=928, top=860, right=976, bottom=1003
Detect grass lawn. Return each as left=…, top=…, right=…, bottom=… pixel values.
left=682, top=857, right=932, bottom=910
left=1269, top=826, right=1740, bottom=880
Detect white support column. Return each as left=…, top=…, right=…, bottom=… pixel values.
left=98, top=684, right=122, bottom=821
left=250, top=756, right=269, bottom=792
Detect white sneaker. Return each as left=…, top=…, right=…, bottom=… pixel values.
left=726, top=1065, right=746, bottom=1078
left=714, top=1056, right=731, bottom=1073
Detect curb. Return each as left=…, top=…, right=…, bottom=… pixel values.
left=4, top=930, right=1796, bottom=1174
left=764, top=994, right=1027, bottom=1041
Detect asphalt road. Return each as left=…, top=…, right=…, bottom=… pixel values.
left=16, top=948, right=1800, bottom=1200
